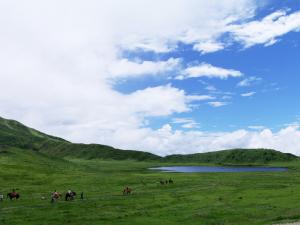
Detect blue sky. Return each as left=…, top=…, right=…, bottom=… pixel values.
left=1, top=0, right=300, bottom=155
left=116, top=1, right=300, bottom=133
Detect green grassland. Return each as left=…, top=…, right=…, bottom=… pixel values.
left=2, top=116, right=300, bottom=225
left=1, top=146, right=300, bottom=225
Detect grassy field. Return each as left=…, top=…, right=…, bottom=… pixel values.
left=1, top=147, right=300, bottom=225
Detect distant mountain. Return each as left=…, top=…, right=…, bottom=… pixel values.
left=163, top=149, right=297, bottom=164
left=0, top=116, right=297, bottom=163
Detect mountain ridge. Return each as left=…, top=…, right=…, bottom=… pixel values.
left=0, top=116, right=297, bottom=163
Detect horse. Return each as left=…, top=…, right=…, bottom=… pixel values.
left=7, top=192, right=20, bottom=200
left=123, top=187, right=132, bottom=195
left=160, top=180, right=165, bottom=185
left=52, top=191, right=62, bottom=201
left=0, top=194, right=3, bottom=201
left=168, top=178, right=173, bottom=184
left=65, top=191, right=76, bottom=201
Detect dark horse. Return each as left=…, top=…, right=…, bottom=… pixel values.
left=123, top=187, right=132, bottom=195
left=65, top=191, right=76, bottom=201
left=7, top=192, right=20, bottom=200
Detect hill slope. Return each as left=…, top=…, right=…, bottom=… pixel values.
left=0, top=116, right=297, bottom=163
left=0, top=117, right=160, bottom=161
left=164, top=148, right=297, bottom=164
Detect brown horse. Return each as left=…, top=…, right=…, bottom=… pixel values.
left=7, top=192, right=20, bottom=200
left=52, top=192, right=62, bottom=200
left=123, top=187, right=132, bottom=195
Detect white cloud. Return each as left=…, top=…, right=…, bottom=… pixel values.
left=117, top=0, right=257, bottom=53
left=108, top=58, right=180, bottom=79
left=105, top=125, right=300, bottom=156
left=172, top=118, right=200, bottom=129
left=237, top=76, right=262, bottom=87
left=241, top=91, right=256, bottom=97
left=185, top=95, right=215, bottom=102
left=127, top=85, right=193, bottom=116
left=1, top=0, right=300, bottom=157
left=208, top=101, right=229, bottom=107
left=193, top=41, right=224, bottom=54
left=178, top=63, right=243, bottom=80
left=229, top=9, right=300, bottom=47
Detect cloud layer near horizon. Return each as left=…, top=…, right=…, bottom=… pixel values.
left=1, top=0, right=300, bottom=155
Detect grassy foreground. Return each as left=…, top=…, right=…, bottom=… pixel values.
left=1, top=147, right=300, bottom=225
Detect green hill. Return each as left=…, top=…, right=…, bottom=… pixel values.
left=0, top=116, right=68, bottom=149
left=163, top=148, right=297, bottom=164
left=0, top=116, right=297, bottom=163
left=0, top=117, right=160, bottom=161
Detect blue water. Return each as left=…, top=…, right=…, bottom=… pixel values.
left=149, top=166, right=288, bottom=173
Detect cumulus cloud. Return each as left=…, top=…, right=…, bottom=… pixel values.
left=1, top=0, right=300, bottom=156
left=127, top=85, right=194, bottom=116
left=229, top=9, right=300, bottom=47
left=177, top=63, right=243, bottom=80
left=105, top=125, right=300, bottom=156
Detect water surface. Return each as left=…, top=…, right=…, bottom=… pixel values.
left=150, top=166, right=288, bottom=173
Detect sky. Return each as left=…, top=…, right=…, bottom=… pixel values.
left=1, top=0, right=300, bottom=156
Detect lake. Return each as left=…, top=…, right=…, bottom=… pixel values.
left=149, top=166, right=288, bottom=173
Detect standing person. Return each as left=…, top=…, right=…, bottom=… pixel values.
left=80, top=192, right=84, bottom=200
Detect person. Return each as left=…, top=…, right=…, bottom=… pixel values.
left=80, top=192, right=84, bottom=200
left=0, top=194, right=3, bottom=201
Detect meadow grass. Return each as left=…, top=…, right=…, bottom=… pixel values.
left=1, top=147, right=300, bottom=225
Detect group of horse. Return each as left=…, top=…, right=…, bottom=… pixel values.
left=51, top=190, right=78, bottom=202
left=1, top=179, right=174, bottom=202
left=0, top=190, right=78, bottom=202
left=160, top=178, right=174, bottom=185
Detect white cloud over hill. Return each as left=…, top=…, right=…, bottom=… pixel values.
left=1, top=1, right=300, bottom=155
